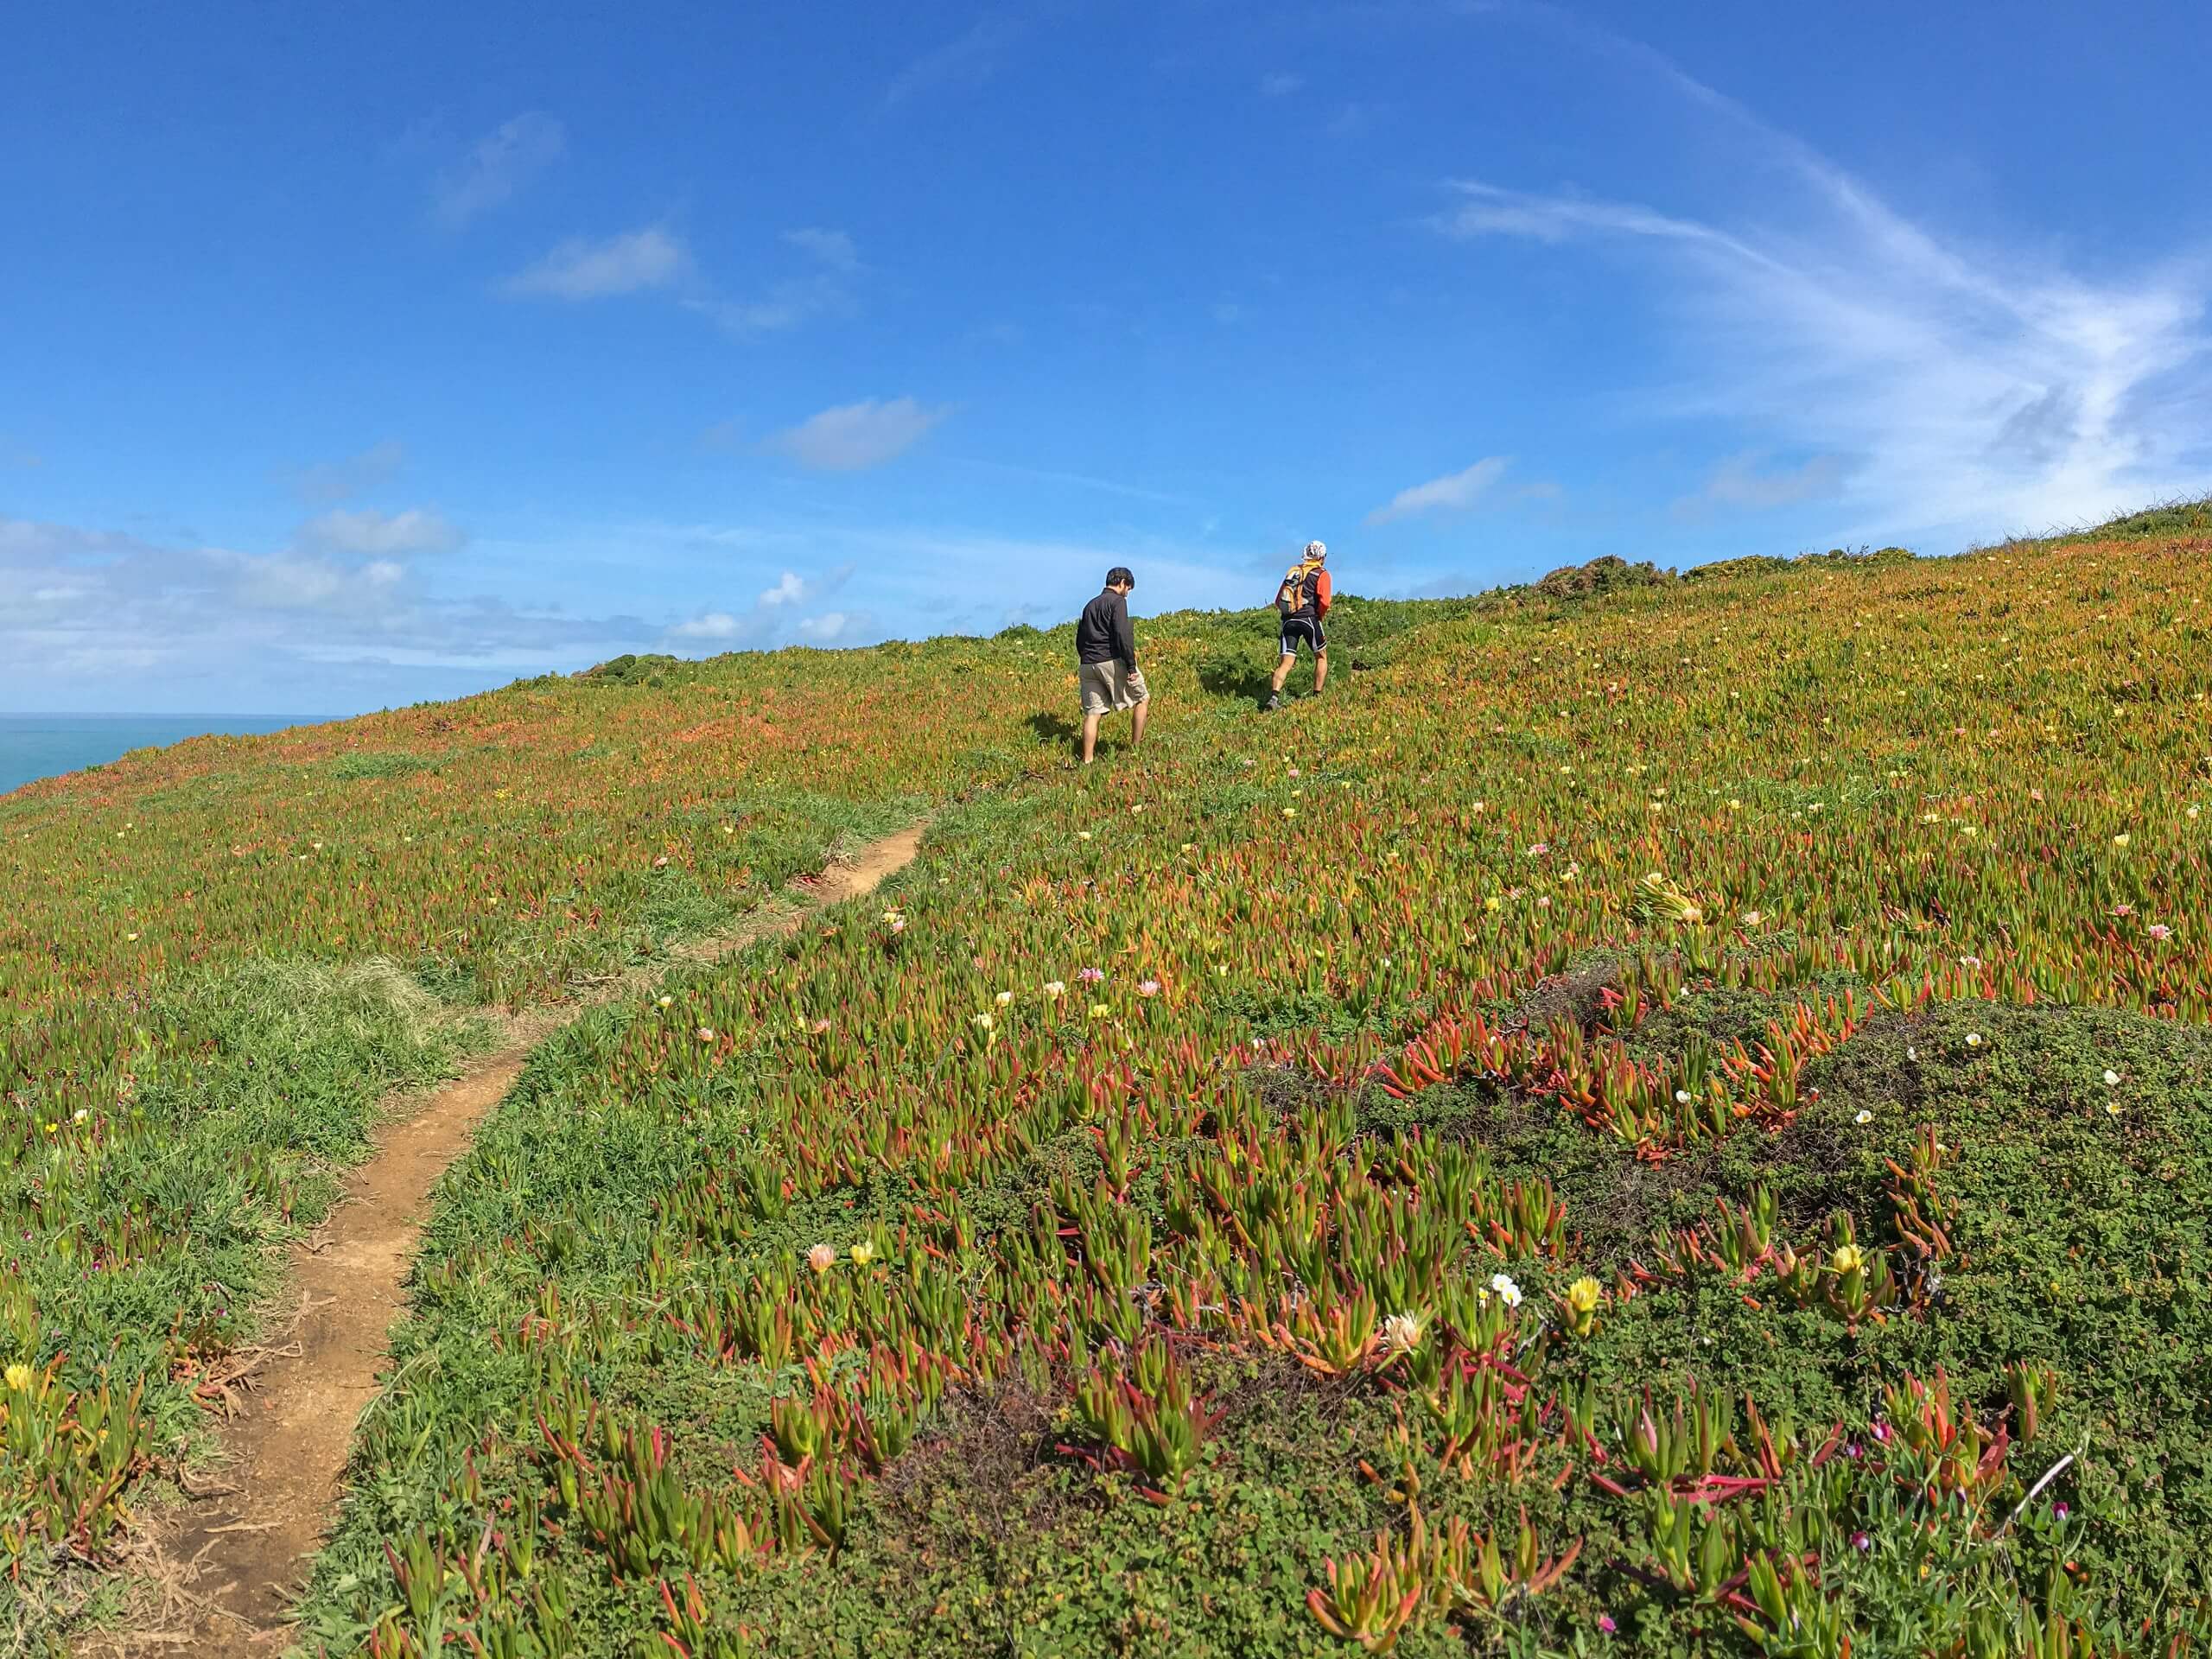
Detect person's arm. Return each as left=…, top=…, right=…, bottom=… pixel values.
left=1316, top=569, right=1333, bottom=618
left=1113, top=592, right=1136, bottom=668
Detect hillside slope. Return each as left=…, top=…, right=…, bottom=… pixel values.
left=6, top=516, right=2212, bottom=1654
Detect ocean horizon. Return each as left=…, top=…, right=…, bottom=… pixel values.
left=0, top=713, right=335, bottom=797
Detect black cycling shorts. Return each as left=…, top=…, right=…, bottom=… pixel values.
left=1280, top=615, right=1326, bottom=656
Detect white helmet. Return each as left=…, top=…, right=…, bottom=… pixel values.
left=1303, top=539, right=1326, bottom=561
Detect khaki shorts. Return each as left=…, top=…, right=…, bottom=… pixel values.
left=1079, top=660, right=1149, bottom=715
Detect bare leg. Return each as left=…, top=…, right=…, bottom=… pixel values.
left=1131, top=697, right=1149, bottom=747
left=1081, top=711, right=1101, bottom=765
left=1270, top=651, right=1293, bottom=696
left=1313, top=649, right=1328, bottom=696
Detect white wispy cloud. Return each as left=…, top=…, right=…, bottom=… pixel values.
left=782, top=227, right=860, bottom=272
left=1672, top=452, right=1845, bottom=522
left=434, top=112, right=565, bottom=227
left=669, top=611, right=742, bottom=639
left=796, top=610, right=868, bottom=644
left=1261, top=72, right=1305, bottom=97
left=505, top=227, right=691, bottom=300
left=947, top=457, right=1193, bottom=506
left=1428, top=51, right=2212, bottom=539
left=297, top=506, right=464, bottom=557
left=1365, top=456, right=1510, bottom=524
left=232, top=550, right=410, bottom=611
left=681, top=226, right=861, bottom=337
left=660, top=566, right=855, bottom=653
left=884, top=16, right=1021, bottom=109
left=615, top=516, right=1266, bottom=642
left=766, top=397, right=949, bottom=471
left=293, top=439, right=406, bottom=504
left=0, top=515, right=659, bottom=708
left=757, top=571, right=808, bottom=607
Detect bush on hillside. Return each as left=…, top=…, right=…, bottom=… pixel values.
left=580, top=652, right=700, bottom=688
left=1686, top=544, right=1916, bottom=583
left=1535, top=554, right=1674, bottom=600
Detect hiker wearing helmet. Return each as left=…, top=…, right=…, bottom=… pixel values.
left=1075, top=565, right=1149, bottom=765
left=1268, top=540, right=1333, bottom=710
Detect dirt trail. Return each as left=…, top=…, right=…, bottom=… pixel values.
left=111, top=823, right=927, bottom=1653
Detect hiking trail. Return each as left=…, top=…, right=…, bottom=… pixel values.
left=107, top=823, right=927, bottom=1653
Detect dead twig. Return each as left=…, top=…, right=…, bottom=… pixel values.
left=1994, top=1445, right=2081, bottom=1537
left=172, top=1466, right=238, bottom=1502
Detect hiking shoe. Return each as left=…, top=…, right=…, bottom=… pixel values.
left=1265, top=693, right=1282, bottom=711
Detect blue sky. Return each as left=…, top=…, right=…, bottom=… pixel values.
left=5, top=0, right=2209, bottom=714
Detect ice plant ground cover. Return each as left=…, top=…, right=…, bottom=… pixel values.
left=6, top=502, right=2212, bottom=1652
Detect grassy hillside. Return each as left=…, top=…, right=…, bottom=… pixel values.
left=8, top=516, right=2212, bottom=1654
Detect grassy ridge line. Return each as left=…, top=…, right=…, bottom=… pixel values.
left=290, top=527, right=2212, bottom=1655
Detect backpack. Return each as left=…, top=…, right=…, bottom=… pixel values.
left=1274, top=569, right=1313, bottom=614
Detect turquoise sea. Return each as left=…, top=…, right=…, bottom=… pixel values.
left=0, top=714, right=332, bottom=796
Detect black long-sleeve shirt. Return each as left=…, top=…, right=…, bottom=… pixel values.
left=1076, top=588, right=1135, bottom=668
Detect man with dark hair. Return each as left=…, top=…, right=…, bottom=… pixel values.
left=1075, top=566, right=1148, bottom=765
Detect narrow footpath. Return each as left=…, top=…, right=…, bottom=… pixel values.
left=111, top=823, right=928, bottom=1653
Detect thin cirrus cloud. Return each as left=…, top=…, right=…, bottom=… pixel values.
left=1426, top=43, right=2212, bottom=540
left=1365, top=456, right=1510, bottom=525
left=296, top=506, right=464, bottom=557
left=683, top=227, right=861, bottom=337
left=780, top=227, right=860, bottom=272
left=432, top=111, right=565, bottom=227
left=796, top=610, right=869, bottom=644
left=504, top=227, right=692, bottom=300
left=883, top=16, right=1023, bottom=110
left=1672, top=452, right=1847, bottom=523
left=292, top=439, right=406, bottom=505
left=766, top=397, right=950, bottom=471
left=506, top=223, right=857, bottom=336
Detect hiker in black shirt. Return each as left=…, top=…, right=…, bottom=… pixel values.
left=1075, top=567, right=1149, bottom=765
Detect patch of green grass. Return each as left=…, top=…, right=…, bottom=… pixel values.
left=328, top=752, right=434, bottom=781
left=2, top=956, right=476, bottom=1644
left=2073, top=496, right=2212, bottom=542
